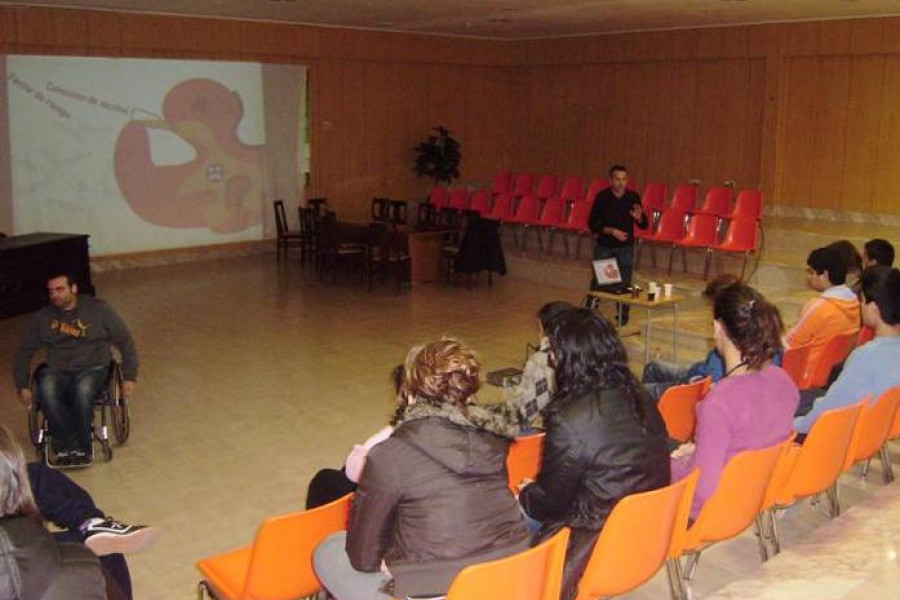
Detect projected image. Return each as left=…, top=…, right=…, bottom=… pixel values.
left=3, top=56, right=307, bottom=254
left=115, top=78, right=264, bottom=234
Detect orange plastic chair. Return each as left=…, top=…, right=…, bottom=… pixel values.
left=557, top=175, right=584, bottom=204
left=802, top=331, right=858, bottom=389
left=780, top=343, right=811, bottom=389
left=856, top=325, right=875, bottom=347
left=695, top=186, right=733, bottom=218
left=507, top=432, right=545, bottom=491
left=536, top=174, right=560, bottom=200
left=658, top=378, right=711, bottom=443
left=728, top=190, right=764, bottom=220
left=677, top=437, right=793, bottom=589
left=559, top=197, right=595, bottom=259
left=675, top=213, right=720, bottom=278
left=762, top=400, right=865, bottom=556
left=512, top=172, right=535, bottom=197
left=468, top=189, right=493, bottom=216
left=445, top=527, right=570, bottom=600
left=635, top=208, right=687, bottom=271
left=846, top=386, right=900, bottom=484
left=669, top=184, right=699, bottom=213
left=709, top=217, right=759, bottom=280
left=196, top=493, right=351, bottom=600
left=491, top=171, right=512, bottom=196
left=574, top=471, right=699, bottom=600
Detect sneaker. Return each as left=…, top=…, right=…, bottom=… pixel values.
left=81, top=518, right=161, bottom=556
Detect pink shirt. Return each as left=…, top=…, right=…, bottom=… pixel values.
left=344, top=426, right=393, bottom=483
left=671, top=365, right=799, bottom=518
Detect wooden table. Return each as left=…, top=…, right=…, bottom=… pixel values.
left=587, top=289, right=683, bottom=363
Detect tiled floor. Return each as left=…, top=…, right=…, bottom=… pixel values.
left=0, top=253, right=897, bottom=600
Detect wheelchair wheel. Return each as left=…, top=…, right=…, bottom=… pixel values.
left=109, top=363, right=131, bottom=444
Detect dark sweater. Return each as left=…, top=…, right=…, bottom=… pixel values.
left=13, top=295, right=138, bottom=390
left=588, top=188, right=648, bottom=247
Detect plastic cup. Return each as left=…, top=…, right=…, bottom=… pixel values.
left=664, top=283, right=674, bottom=299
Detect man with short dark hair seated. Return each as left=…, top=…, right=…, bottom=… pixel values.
left=794, top=267, right=900, bottom=433
left=785, top=246, right=860, bottom=373
left=863, top=238, right=895, bottom=268
left=13, top=273, right=138, bottom=466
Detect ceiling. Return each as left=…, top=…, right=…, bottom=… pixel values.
left=0, top=0, right=897, bottom=40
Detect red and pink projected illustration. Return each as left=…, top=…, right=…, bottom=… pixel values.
left=114, top=78, right=264, bottom=233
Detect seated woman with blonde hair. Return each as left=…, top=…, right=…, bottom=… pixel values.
left=314, top=339, right=529, bottom=600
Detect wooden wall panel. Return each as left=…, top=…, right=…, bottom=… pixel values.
left=873, top=56, right=900, bottom=214
left=809, top=58, right=850, bottom=209
left=777, top=58, right=819, bottom=207
left=841, top=56, right=883, bottom=212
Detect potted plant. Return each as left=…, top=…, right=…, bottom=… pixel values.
left=413, top=126, right=461, bottom=186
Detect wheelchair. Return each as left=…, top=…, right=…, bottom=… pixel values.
left=27, top=360, right=132, bottom=467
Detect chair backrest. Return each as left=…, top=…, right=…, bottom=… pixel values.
left=298, top=207, right=317, bottom=238
left=582, top=178, right=607, bottom=205
left=718, top=217, right=758, bottom=251
left=699, top=187, right=733, bottom=217
left=856, top=325, right=875, bottom=347
left=273, top=200, right=289, bottom=235
left=388, top=200, right=408, bottom=225
left=512, top=172, right=535, bottom=197
left=889, top=385, right=900, bottom=441
left=536, top=174, right=559, bottom=200
left=429, top=185, right=450, bottom=209
left=371, top=197, right=390, bottom=222
left=731, top=190, right=764, bottom=220
left=681, top=213, right=720, bottom=246
left=575, top=471, right=699, bottom=600
left=774, top=401, right=864, bottom=505
left=538, top=196, right=566, bottom=226
left=566, top=197, right=593, bottom=232
left=513, top=194, right=541, bottom=222
left=683, top=437, right=792, bottom=552
left=446, top=527, right=570, bottom=600
left=507, top=433, right=545, bottom=490
left=658, top=377, right=711, bottom=443
left=448, top=188, right=470, bottom=211
left=417, top=202, right=436, bottom=227
left=641, top=182, right=668, bottom=213
left=844, top=388, right=900, bottom=469
left=307, top=197, right=328, bottom=216
left=559, top=176, right=584, bottom=202
left=234, top=493, right=351, bottom=600
left=780, top=343, right=812, bottom=389
left=652, top=209, right=687, bottom=242
left=803, top=331, right=857, bottom=389
left=468, top=190, right=493, bottom=216
left=489, top=193, right=516, bottom=220
left=492, top=171, right=512, bottom=195
left=669, top=185, right=698, bottom=212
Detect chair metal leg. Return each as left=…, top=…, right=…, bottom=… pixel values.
left=740, top=251, right=749, bottom=280
left=575, top=236, right=582, bottom=259
left=703, top=250, right=712, bottom=280
left=683, top=551, right=700, bottom=581
left=754, top=514, right=769, bottom=562
left=651, top=244, right=658, bottom=268
left=635, top=240, right=643, bottom=269
left=682, top=247, right=688, bottom=273
left=666, top=558, right=688, bottom=600
left=667, top=244, right=675, bottom=276
left=861, top=458, right=871, bottom=479
left=768, top=508, right=782, bottom=555
left=197, top=581, right=210, bottom=600
left=880, top=444, right=895, bottom=484
left=826, top=483, right=841, bottom=518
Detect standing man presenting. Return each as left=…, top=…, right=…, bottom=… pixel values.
left=587, top=164, right=648, bottom=325
left=13, top=273, right=138, bottom=466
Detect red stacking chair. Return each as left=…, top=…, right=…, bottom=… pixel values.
left=581, top=178, right=607, bottom=206
left=558, top=176, right=584, bottom=204
left=676, top=213, right=721, bottom=278
left=468, top=189, right=493, bottom=216
left=781, top=344, right=812, bottom=389
left=536, top=196, right=567, bottom=253
left=696, top=187, right=733, bottom=218
left=487, top=193, right=516, bottom=222
left=709, top=217, right=758, bottom=280
left=559, top=197, right=593, bottom=258
left=729, top=190, right=764, bottom=220
left=492, top=171, right=512, bottom=196
left=641, top=182, right=668, bottom=215
left=669, top=184, right=699, bottom=213
left=536, top=174, right=559, bottom=200
left=857, top=326, right=875, bottom=347
left=429, top=185, right=449, bottom=210
left=626, top=179, right=640, bottom=192
left=512, top=172, right=535, bottom=197
left=448, top=188, right=469, bottom=212
left=636, top=209, right=686, bottom=272
left=506, top=194, right=542, bottom=247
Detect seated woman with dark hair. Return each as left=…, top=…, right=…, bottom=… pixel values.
left=313, top=339, right=529, bottom=600
left=518, top=308, right=670, bottom=600
left=671, top=284, right=798, bottom=518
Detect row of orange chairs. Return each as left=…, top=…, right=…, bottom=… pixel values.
left=506, top=384, right=900, bottom=599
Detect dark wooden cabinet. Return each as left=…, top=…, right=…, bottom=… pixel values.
left=0, top=233, right=95, bottom=319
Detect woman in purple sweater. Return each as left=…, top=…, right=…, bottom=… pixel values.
left=671, top=283, right=799, bottom=518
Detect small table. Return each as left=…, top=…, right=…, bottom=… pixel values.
left=587, top=290, right=683, bottom=363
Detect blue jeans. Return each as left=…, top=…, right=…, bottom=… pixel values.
left=591, top=244, right=635, bottom=322
left=36, top=364, right=108, bottom=454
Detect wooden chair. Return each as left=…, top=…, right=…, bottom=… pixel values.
left=761, top=400, right=865, bottom=556
left=317, top=212, right=367, bottom=284
left=575, top=471, right=699, bottom=600
left=675, top=438, right=792, bottom=596
left=846, top=386, right=900, bottom=484
left=273, top=200, right=302, bottom=261
left=658, top=378, right=711, bottom=443
left=367, top=222, right=410, bottom=293
left=307, top=197, right=328, bottom=216
left=445, top=527, right=570, bottom=600
left=506, top=432, right=545, bottom=491
left=298, top=207, right=318, bottom=267
left=196, top=493, right=351, bottom=600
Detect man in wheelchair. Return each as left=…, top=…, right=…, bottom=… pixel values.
left=13, top=272, right=138, bottom=467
